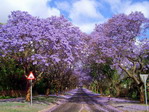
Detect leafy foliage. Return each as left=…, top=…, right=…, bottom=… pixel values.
left=0, top=57, right=26, bottom=91
left=0, top=11, right=83, bottom=96
left=86, top=12, right=149, bottom=101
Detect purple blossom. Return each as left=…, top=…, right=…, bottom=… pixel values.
left=0, top=10, right=84, bottom=72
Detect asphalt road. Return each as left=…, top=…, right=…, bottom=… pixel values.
left=49, top=88, right=121, bottom=112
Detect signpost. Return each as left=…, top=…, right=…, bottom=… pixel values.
left=140, top=74, right=148, bottom=111
left=27, top=72, right=35, bottom=106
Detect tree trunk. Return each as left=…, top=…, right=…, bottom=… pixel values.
left=94, top=86, right=96, bottom=93
left=61, top=86, right=64, bottom=95
left=139, top=85, right=145, bottom=103
left=46, top=88, right=50, bottom=96
left=91, top=86, right=93, bottom=91
left=96, top=86, right=99, bottom=93
left=115, top=86, right=120, bottom=97
left=99, top=87, right=103, bottom=95
left=26, top=87, right=31, bottom=101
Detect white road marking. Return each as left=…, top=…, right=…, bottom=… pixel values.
left=85, top=104, right=91, bottom=112
left=79, top=104, right=84, bottom=112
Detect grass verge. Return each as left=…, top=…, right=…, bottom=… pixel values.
left=0, top=96, right=58, bottom=112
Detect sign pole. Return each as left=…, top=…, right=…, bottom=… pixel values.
left=144, top=81, right=148, bottom=111
left=140, top=74, right=148, bottom=111
left=27, top=72, right=35, bottom=106
left=31, top=79, right=32, bottom=106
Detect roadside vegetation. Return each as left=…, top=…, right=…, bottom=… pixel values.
left=0, top=10, right=149, bottom=105
left=0, top=96, right=58, bottom=112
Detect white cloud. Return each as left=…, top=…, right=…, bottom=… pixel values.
left=121, top=1, right=149, bottom=18
left=55, top=1, right=70, bottom=12
left=69, top=0, right=104, bottom=24
left=104, top=0, right=121, bottom=6
left=77, top=23, right=96, bottom=34
left=67, top=0, right=106, bottom=33
left=0, top=0, right=60, bottom=23
left=55, top=0, right=106, bottom=33
left=75, top=18, right=108, bottom=33
left=105, top=0, right=149, bottom=18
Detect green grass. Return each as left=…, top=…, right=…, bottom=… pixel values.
left=0, top=96, right=58, bottom=112
left=0, top=102, right=48, bottom=112
left=0, top=96, right=16, bottom=99
left=33, top=96, right=58, bottom=103
left=63, top=93, right=72, bottom=95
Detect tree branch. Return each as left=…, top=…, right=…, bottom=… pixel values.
left=119, top=64, right=140, bottom=85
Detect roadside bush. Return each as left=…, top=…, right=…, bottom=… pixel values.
left=0, top=57, right=27, bottom=97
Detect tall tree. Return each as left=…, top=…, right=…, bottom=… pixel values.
left=0, top=11, right=83, bottom=101
left=90, top=12, right=149, bottom=103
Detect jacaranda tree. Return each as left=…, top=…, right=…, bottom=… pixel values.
left=0, top=11, right=84, bottom=101
left=90, top=12, right=149, bottom=103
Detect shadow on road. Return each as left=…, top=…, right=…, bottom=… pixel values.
left=51, top=88, right=120, bottom=112
left=68, top=88, right=98, bottom=105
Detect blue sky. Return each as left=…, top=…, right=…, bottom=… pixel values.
left=0, top=0, right=149, bottom=34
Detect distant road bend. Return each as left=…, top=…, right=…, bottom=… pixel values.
left=48, top=88, right=122, bottom=112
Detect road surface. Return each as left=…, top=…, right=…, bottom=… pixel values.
left=49, top=88, right=122, bottom=112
